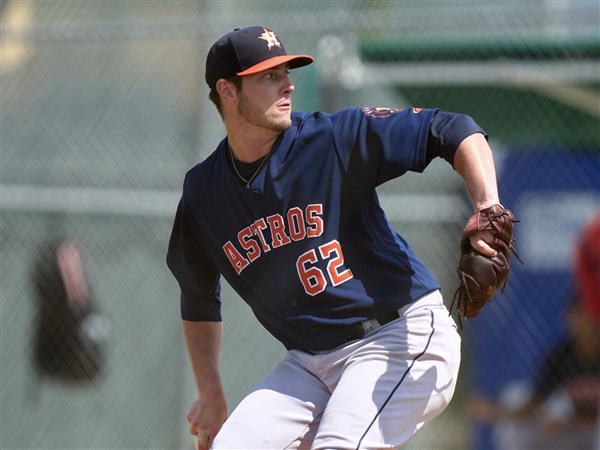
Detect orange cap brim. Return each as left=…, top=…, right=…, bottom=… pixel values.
left=237, top=54, right=314, bottom=77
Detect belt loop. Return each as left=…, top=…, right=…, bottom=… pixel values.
left=361, top=318, right=379, bottom=335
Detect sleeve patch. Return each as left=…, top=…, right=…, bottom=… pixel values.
left=360, top=106, right=423, bottom=118
left=361, top=107, right=403, bottom=118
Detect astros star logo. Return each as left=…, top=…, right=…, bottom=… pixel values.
left=258, top=28, right=281, bottom=50
left=361, top=107, right=403, bottom=118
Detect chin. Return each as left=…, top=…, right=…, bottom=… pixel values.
left=270, top=117, right=292, bottom=132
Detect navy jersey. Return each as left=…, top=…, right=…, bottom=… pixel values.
left=167, top=107, right=473, bottom=352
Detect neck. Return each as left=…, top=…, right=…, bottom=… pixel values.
left=224, top=120, right=281, bottom=163
left=227, top=135, right=277, bottom=163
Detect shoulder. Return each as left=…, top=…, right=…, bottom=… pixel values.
left=291, top=108, right=366, bottom=137
left=291, top=108, right=364, bottom=125
left=295, top=107, right=436, bottom=130
left=183, top=143, right=226, bottom=189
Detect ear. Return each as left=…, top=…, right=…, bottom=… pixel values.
left=216, top=79, right=236, bottom=102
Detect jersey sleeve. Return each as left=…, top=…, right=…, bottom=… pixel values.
left=330, top=107, right=437, bottom=189
left=166, top=180, right=222, bottom=322
left=427, top=110, right=488, bottom=167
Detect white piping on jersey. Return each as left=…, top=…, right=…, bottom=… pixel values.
left=355, top=309, right=436, bottom=449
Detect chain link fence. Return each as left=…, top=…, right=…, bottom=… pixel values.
left=1, top=1, right=599, bottom=449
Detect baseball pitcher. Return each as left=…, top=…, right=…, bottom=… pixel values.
left=167, top=26, right=518, bottom=450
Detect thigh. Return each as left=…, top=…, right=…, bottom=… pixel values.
left=313, top=296, right=461, bottom=450
left=212, top=353, right=330, bottom=450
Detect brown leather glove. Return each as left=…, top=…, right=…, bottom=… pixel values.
left=453, top=204, right=521, bottom=320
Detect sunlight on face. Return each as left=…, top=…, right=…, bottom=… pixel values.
left=235, top=66, right=294, bottom=133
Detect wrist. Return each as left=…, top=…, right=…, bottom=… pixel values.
left=474, top=201, right=502, bottom=213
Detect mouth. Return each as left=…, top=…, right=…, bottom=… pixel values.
left=277, top=101, right=291, bottom=111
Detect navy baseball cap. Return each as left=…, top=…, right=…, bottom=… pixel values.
left=205, top=26, right=314, bottom=88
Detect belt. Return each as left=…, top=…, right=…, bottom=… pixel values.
left=345, top=310, right=400, bottom=342
left=305, top=310, right=402, bottom=355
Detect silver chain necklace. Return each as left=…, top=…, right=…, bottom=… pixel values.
left=227, top=141, right=269, bottom=189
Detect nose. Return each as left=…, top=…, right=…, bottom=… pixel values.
left=282, top=75, right=295, bottom=95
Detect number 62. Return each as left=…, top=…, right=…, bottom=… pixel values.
left=296, top=239, right=353, bottom=296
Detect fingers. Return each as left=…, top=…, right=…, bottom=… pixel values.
left=469, top=231, right=497, bottom=258
left=188, top=404, right=219, bottom=450
left=190, top=425, right=214, bottom=450
left=194, top=432, right=210, bottom=450
left=187, top=393, right=227, bottom=450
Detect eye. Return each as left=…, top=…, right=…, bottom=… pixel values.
left=263, top=70, right=290, bottom=80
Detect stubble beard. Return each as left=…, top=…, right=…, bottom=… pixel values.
left=237, top=93, right=291, bottom=133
